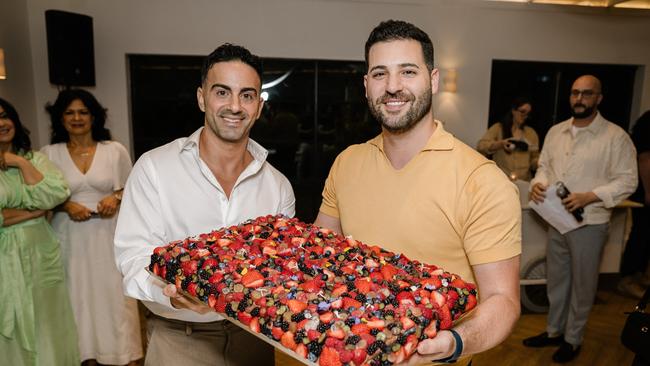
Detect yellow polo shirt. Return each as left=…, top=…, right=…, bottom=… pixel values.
left=320, top=122, right=521, bottom=285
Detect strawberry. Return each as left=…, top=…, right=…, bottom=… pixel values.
left=271, top=327, right=284, bottom=340
left=421, top=276, right=442, bottom=290
left=396, top=291, right=415, bottom=307
left=207, top=294, right=217, bottom=308
left=387, top=348, right=406, bottom=364
left=319, top=312, right=334, bottom=323
left=325, top=337, right=345, bottom=350
left=331, top=284, right=348, bottom=297
left=446, top=289, right=459, bottom=307
left=366, top=319, right=385, bottom=329
left=330, top=298, right=343, bottom=309
left=451, top=277, right=466, bottom=288
left=153, top=246, right=166, bottom=255
left=249, top=317, right=260, bottom=333
left=208, top=272, right=223, bottom=284
left=319, top=347, right=342, bottom=366
left=369, top=271, right=384, bottom=283
left=186, top=282, right=198, bottom=297
left=281, top=331, right=298, bottom=351
left=403, top=334, right=419, bottom=357
left=287, top=299, right=308, bottom=313
left=327, top=325, right=346, bottom=339
left=342, top=297, right=362, bottom=310
left=241, top=270, right=264, bottom=288
left=237, top=311, right=252, bottom=325
left=431, top=290, right=446, bottom=308
left=295, top=344, right=308, bottom=359
left=424, top=320, right=437, bottom=338
left=465, top=294, right=477, bottom=311
left=181, top=260, right=198, bottom=276
left=351, top=323, right=370, bottom=335
left=400, top=316, right=415, bottom=330
left=300, top=279, right=323, bottom=293
left=352, top=348, right=367, bottom=366
left=339, top=349, right=354, bottom=364
left=380, top=264, right=398, bottom=280
left=354, top=278, right=372, bottom=295
left=307, top=329, right=321, bottom=341
left=438, top=304, right=453, bottom=330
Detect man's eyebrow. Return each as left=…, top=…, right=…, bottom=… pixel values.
left=369, top=63, right=421, bottom=73
left=209, top=84, right=258, bottom=94
left=210, top=83, right=231, bottom=91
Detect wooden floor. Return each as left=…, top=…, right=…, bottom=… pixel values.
left=275, top=275, right=641, bottom=366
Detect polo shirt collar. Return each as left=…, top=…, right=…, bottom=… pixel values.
left=368, top=120, right=455, bottom=152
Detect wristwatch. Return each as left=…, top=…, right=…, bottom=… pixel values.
left=433, top=329, right=463, bottom=363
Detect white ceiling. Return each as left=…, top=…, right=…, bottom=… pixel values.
left=485, top=0, right=650, bottom=9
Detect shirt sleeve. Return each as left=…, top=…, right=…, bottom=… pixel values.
left=592, top=132, right=638, bottom=208
left=319, top=154, right=342, bottom=218
left=110, top=141, right=133, bottom=191
left=530, top=128, right=554, bottom=190
left=459, top=163, right=522, bottom=265
left=476, top=123, right=502, bottom=156
left=114, top=154, right=173, bottom=308
left=279, top=176, right=296, bottom=218
left=21, top=152, right=70, bottom=210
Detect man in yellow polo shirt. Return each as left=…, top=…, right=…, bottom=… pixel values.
left=315, top=20, right=522, bottom=365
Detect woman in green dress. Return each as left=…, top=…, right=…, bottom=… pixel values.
left=0, top=98, right=79, bottom=365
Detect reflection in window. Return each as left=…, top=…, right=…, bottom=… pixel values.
left=129, top=55, right=379, bottom=221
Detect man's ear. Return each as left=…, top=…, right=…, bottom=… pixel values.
left=197, top=87, right=206, bottom=112
left=430, top=68, right=440, bottom=94
left=363, top=74, right=368, bottom=99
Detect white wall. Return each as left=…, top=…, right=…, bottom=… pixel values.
left=4, top=0, right=650, bottom=152
left=0, top=0, right=39, bottom=144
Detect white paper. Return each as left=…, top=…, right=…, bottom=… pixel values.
left=528, top=184, right=585, bottom=234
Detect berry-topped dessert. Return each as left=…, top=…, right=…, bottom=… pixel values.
left=149, top=215, right=477, bottom=366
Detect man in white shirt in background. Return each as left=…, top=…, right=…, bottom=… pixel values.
left=114, top=43, right=295, bottom=366
left=524, top=75, right=637, bottom=363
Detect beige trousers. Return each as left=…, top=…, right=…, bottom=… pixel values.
left=144, top=314, right=274, bottom=366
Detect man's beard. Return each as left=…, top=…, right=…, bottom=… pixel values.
left=368, top=88, right=432, bottom=134
left=571, top=103, right=596, bottom=119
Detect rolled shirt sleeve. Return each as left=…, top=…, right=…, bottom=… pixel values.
left=114, top=154, right=173, bottom=309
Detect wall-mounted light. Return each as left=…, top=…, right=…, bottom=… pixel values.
left=0, top=49, right=6, bottom=80
left=442, top=68, right=457, bottom=93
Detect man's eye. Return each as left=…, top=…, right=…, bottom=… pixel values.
left=216, top=90, right=228, bottom=97
left=403, top=70, right=416, bottom=76
left=241, top=93, right=255, bottom=101
left=372, top=72, right=385, bottom=78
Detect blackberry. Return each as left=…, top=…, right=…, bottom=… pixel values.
left=345, top=317, right=356, bottom=327
left=346, top=281, right=355, bottom=291
left=291, top=312, right=306, bottom=322
left=181, top=277, right=192, bottom=289
left=199, top=270, right=210, bottom=280
left=345, top=335, right=361, bottom=345
left=225, top=303, right=237, bottom=318
left=259, top=231, right=270, bottom=239
left=294, top=330, right=306, bottom=343
left=237, top=301, right=247, bottom=312
left=396, top=334, right=407, bottom=345
left=382, top=309, right=395, bottom=318
left=355, top=293, right=367, bottom=303
left=165, top=270, right=176, bottom=283
left=280, top=320, right=290, bottom=332
left=411, top=316, right=421, bottom=325
left=317, top=322, right=331, bottom=333
left=307, top=340, right=323, bottom=357
left=370, top=328, right=380, bottom=336
left=250, top=307, right=260, bottom=317
left=367, top=341, right=381, bottom=355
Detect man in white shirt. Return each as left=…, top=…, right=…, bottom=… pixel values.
left=523, top=75, right=637, bottom=363
left=114, top=43, right=295, bottom=366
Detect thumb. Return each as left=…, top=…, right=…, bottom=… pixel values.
left=163, top=284, right=181, bottom=298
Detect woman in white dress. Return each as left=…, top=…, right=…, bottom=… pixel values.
left=42, top=89, right=142, bottom=366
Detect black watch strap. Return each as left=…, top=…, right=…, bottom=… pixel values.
left=433, top=329, right=463, bottom=363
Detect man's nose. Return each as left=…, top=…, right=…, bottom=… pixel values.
left=386, top=74, right=403, bottom=94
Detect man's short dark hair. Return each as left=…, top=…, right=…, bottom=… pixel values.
left=365, top=20, right=434, bottom=72
left=201, top=43, right=263, bottom=86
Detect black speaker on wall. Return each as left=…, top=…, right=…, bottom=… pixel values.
left=45, top=10, right=95, bottom=86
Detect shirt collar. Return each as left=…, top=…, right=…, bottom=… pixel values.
left=180, top=127, right=269, bottom=163
left=561, top=111, right=607, bottom=135
left=368, top=120, right=455, bottom=152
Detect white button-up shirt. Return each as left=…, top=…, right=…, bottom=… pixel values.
left=114, top=127, right=295, bottom=322
left=531, top=112, right=637, bottom=225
